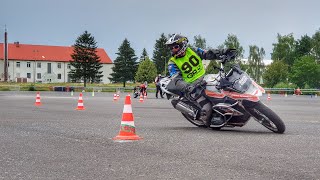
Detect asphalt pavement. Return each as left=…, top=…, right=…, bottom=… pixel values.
left=0, top=91, right=319, bottom=180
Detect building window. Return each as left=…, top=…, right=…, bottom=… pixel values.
left=37, top=62, right=41, bottom=68
left=37, top=73, right=41, bottom=79
left=27, top=62, right=31, bottom=68
left=47, top=63, right=52, bottom=74
left=27, top=73, right=31, bottom=78
left=67, top=64, right=71, bottom=69
left=57, top=63, right=61, bottom=69
left=57, top=74, right=61, bottom=79
left=16, top=62, right=20, bottom=68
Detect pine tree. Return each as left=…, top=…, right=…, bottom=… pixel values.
left=140, top=48, right=148, bottom=61
left=69, top=31, right=103, bottom=87
left=152, top=33, right=171, bottom=75
left=109, top=38, right=138, bottom=87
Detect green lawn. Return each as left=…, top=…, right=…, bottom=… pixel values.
left=0, top=82, right=156, bottom=92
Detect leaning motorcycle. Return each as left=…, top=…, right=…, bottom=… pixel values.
left=160, top=50, right=285, bottom=134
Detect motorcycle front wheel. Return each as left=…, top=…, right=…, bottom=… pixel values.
left=245, top=101, right=286, bottom=134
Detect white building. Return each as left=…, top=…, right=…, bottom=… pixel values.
left=0, top=42, right=114, bottom=83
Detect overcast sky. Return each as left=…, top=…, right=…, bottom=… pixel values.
left=1, top=0, right=320, bottom=61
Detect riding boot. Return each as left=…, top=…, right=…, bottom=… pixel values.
left=197, top=96, right=212, bottom=127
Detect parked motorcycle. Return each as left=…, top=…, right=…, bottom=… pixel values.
left=160, top=49, right=285, bottom=133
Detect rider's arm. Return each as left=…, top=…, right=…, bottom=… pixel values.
left=167, top=62, right=195, bottom=94
left=168, top=61, right=181, bottom=77
left=196, top=47, right=225, bottom=60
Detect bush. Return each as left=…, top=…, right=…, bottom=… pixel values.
left=272, top=82, right=297, bottom=94
left=273, top=82, right=297, bottom=89
left=28, top=84, right=36, bottom=91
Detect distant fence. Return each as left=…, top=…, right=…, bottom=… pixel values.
left=264, top=88, right=320, bottom=95
left=0, top=85, right=157, bottom=92
left=0, top=85, right=318, bottom=94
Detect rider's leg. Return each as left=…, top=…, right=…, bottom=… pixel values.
left=168, top=76, right=211, bottom=127
left=196, top=96, right=212, bottom=127
left=156, top=86, right=159, bottom=98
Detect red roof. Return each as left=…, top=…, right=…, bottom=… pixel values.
left=0, top=43, right=112, bottom=64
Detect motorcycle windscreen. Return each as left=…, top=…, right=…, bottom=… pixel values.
left=228, top=72, right=252, bottom=93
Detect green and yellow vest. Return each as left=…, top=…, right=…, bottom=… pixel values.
left=169, top=47, right=205, bottom=83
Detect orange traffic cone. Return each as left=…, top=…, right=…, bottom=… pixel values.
left=75, top=93, right=85, bottom=110
left=117, top=94, right=120, bottom=100
left=143, top=91, right=147, bottom=99
left=113, top=94, right=142, bottom=141
left=139, top=94, right=144, bottom=102
left=113, top=93, right=118, bottom=101
left=34, top=92, right=42, bottom=106
left=267, top=93, right=271, bottom=101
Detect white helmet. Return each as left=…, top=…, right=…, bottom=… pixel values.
left=166, top=34, right=188, bottom=57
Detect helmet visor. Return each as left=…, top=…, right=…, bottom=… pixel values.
left=169, top=44, right=180, bottom=50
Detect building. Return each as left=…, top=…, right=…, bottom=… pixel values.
left=0, top=42, right=114, bottom=83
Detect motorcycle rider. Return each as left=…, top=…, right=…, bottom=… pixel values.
left=165, top=33, right=227, bottom=127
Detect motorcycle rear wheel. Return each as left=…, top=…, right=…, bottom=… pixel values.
left=246, top=101, right=286, bottom=134
left=181, top=113, right=207, bottom=128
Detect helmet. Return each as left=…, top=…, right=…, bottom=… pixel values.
left=166, top=34, right=188, bottom=57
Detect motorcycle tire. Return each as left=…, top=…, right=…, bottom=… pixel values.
left=246, top=101, right=285, bottom=134
left=181, top=113, right=207, bottom=128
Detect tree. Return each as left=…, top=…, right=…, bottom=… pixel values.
left=271, top=33, right=296, bottom=66
left=295, top=34, right=313, bottom=58
left=191, top=34, right=207, bottom=50
left=247, top=45, right=265, bottom=83
left=109, top=38, right=138, bottom=87
left=140, top=48, right=148, bottom=61
left=290, top=56, right=320, bottom=88
left=152, top=33, right=171, bottom=75
left=205, top=61, right=220, bottom=74
left=263, top=61, right=289, bottom=87
left=223, top=34, right=246, bottom=71
left=135, top=57, right=157, bottom=83
left=311, top=29, right=320, bottom=62
left=224, top=34, right=245, bottom=60
left=69, top=31, right=103, bottom=87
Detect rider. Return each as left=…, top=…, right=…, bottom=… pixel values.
left=165, top=33, right=226, bottom=127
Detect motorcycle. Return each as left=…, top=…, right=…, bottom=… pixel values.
left=133, top=84, right=147, bottom=98
left=160, top=49, right=285, bottom=133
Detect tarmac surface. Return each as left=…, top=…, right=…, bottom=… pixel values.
left=0, top=91, right=319, bottom=180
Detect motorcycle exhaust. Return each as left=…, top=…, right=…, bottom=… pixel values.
left=173, top=101, right=197, bottom=119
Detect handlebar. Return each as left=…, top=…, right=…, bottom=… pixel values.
left=219, top=49, right=237, bottom=64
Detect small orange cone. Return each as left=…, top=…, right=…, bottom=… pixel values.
left=113, top=94, right=118, bottom=101
left=34, top=92, right=42, bottom=106
left=113, top=94, right=142, bottom=141
left=75, top=93, right=85, bottom=110
left=139, top=94, right=144, bottom=102
left=267, top=93, right=271, bottom=101
left=143, top=91, right=147, bottom=99
left=117, top=94, right=120, bottom=100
